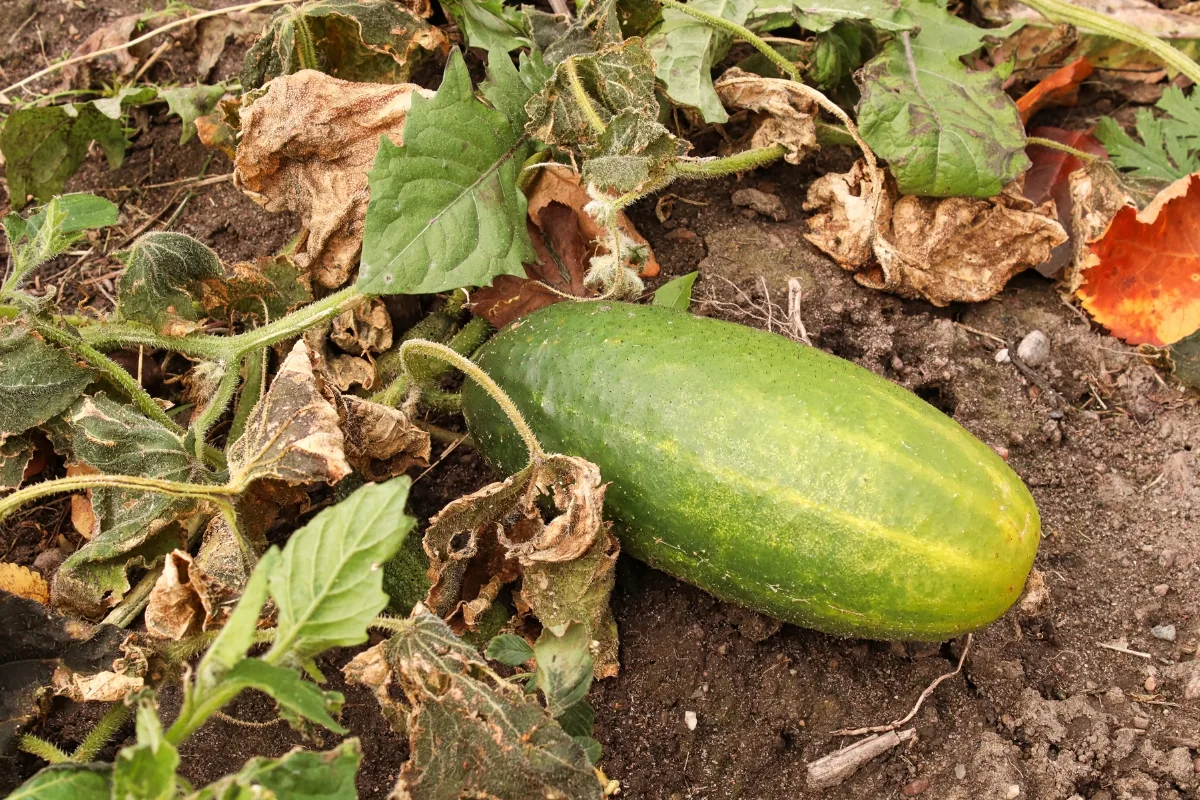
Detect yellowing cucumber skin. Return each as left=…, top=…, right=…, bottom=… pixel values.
left=462, top=302, right=1040, bottom=640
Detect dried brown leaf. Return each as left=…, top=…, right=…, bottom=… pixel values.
left=195, top=12, right=269, bottom=80
left=341, top=396, right=431, bottom=481
left=196, top=97, right=242, bottom=160
left=181, top=361, right=226, bottom=423
left=804, top=160, right=1068, bottom=305
left=227, top=339, right=351, bottom=488
left=1065, top=160, right=1135, bottom=293
left=342, top=641, right=408, bottom=733
left=714, top=69, right=818, bottom=166
left=145, top=550, right=204, bottom=640
left=51, top=667, right=143, bottom=702
left=61, top=14, right=140, bottom=89
left=234, top=71, right=434, bottom=288
left=328, top=355, right=377, bottom=392
left=0, top=563, right=49, bottom=605
left=331, top=299, right=393, bottom=355
left=424, top=454, right=618, bottom=677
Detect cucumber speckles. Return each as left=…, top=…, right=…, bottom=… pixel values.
left=462, top=302, right=1039, bottom=640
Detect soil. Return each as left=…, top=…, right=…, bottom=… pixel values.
left=2, top=3, right=1199, bottom=800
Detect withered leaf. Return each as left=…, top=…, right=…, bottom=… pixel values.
left=61, top=14, right=140, bottom=89
left=330, top=298, right=393, bottom=355
left=713, top=69, right=818, bottom=165
left=114, top=232, right=224, bottom=336
left=145, top=551, right=204, bottom=641
left=424, top=453, right=618, bottom=677
left=342, top=641, right=408, bottom=734
left=340, top=396, right=430, bottom=481
left=804, top=160, right=1068, bottom=305
left=0, top=563, right=49, bottom=605
left=197, top=254, right=314, bottom=325
left=234, top=70, right=433, bottom=288
left=227, top=339, right=351, bottom=489
left=0, top=433, right=36, bottom=491
left=328, top=355, right=376, bottom=392
left=384, top=608, right=604, bottom=800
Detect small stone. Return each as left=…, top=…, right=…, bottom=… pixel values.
left=684, top=710, right=698, bottom=731
left=1132, top=715, right=1150, bottom=729
left=1151, top=624, right=1177, bottom=642
left=902, top=778, right=931, bottom=795
left=1005, top=784, right=1021, bottom=799
left=1193, top=756, right=1200, bottom=774
left=1153, top=584, right=1171, bottom=597
left=1144, top=676, right=1157, bottom=692
left=731, top=188, right=788, bottom=221
left=1159, top=550, right=1176, bottom=568
left=1017, top=330, right=1050, bottom=367
left=995, top=348, right=1011, bottom=363
left=717, top=644, right=728, bottom=655
left=664, top=228, right=699, bottom=243
left=954, top=764, right=967, bottom=780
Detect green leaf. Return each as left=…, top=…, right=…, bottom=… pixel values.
left=266, top=476, right=415, bottom=664
left=2, top=194, right=119, bottom=300
left=0, top=323, right=95, bottom=437
left=223, top=659, right=347, bottom=734
left=50, top=395, right=203, bottom=617
left=115, top=232, right=224, bottom=335
left=387, top=610, right=602, bottom=800
left=242, top=0, right=446, bottom=89
left=1095, top=86, right=1200, bottom=183
left=159, top=85, right=228, bottom=143
left=485, top=633, right=535, bottom=666
left=653, top=271, right=699, bottom=310
left=574, top=735, right=602, bottom=765
left=855, top=0, right=1027, bottom=196
left=358, top=50, right=535, bottom=295
left=439, top=0, right=530, bottom=52
left=527, top=0, right=626, bottom=64
left=6, top=764, right=113, bottom=799
left=647, top=0, right=756, bottom=124
left=808, top=22, right=877, bottom=90
left=112, top=701, right=179, bottom=800
left=0, top=102, right=129, bottom=210
left=556, top=699, right=595, bottom=737
left=197, top=255, right=314, bottom=325
left=534, top=622, right=594, bottom=718
left=1170, top=328, right=1200, bottom=390
left=0, top=432, right=35, bottom=490
left=186, top=740, right=361, bottom=800
left=791, top=0, right=917, bottom=33
left=480, top=48, right=553, bottom=129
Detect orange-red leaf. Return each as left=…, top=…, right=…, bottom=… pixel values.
left=1024, top=127, right=1108, bottom=206
left=1016, top=59, right=1094, bottom=125
left=1077, top=172, right=1200, bottom=346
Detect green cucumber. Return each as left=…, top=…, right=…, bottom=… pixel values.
left=462, top=302, right=1039, bottom=640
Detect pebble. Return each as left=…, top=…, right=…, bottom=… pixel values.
left=995, top=348, right=1011, bottom=363
left=1132, top=715, right=1150, bottom=730
left=902, top=778, right=931, bottom=796
left=1017, top=330, right=1051, bottom=367
left=954, top=763, right=967, bottom=780
left=684, top=710, right=697, bottom=731
left=1005, top=784, right=1021, bottom=799
left=730, top=188, right=788, bottom=221
left=1194, top=756, right=1200, bottom=774
left=1144, top=676, right=1157, bottom=692
left=1153, top=584, right=1171, bottom=597
left=1151, top=624, right=1177, bottom=642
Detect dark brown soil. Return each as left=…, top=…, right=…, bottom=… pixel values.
left=2, top=3, right=1198, bottom=799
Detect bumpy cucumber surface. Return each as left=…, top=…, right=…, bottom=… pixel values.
left=462, top=302, right=1039, bottom=640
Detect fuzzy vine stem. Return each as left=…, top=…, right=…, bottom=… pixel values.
left=1026, top=136, right=1103, bottom=162
left=72, top=702, right=131, bottom=763
left=78, top=286, right=363, bottom=361
left=658, top=0, right=801, bottom=81
left=399, top=340, right=543, bottom=463
left=289, top=7, right=320, bottom=72
left=29, top=318, right=185, bottom=437
left=373, top=315, right=492, bottom=408
left=0, top=474, right=233, bottom=525
left=564, top=56, right=608, bottom=135
left=189, top=358, right=244, bottom=461
left=18, top=735, right=70, bottom=765
left=1014, top=0, right=1200, bottom=85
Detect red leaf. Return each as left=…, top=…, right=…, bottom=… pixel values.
left=1077, top=172, right=1200, bottom=346
left=1024, top=127, right=1108, bottom=206
left=1015, top=59, right=1094, bottom=125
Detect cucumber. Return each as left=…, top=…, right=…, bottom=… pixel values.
left=462, top=302, right=1039, bottom=640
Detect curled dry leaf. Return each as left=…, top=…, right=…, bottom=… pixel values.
left=379, top=608, right=604, bottom=800
left=1023, top=126, right=1110, bottom=277
left=1015, top=59, right=1093, bottom=125
left=146, top=551, right=204, bottom=640
left=234, top=71, right=434, bottom=288
left=51, top=666, right=143, bottom=703
left=713, top=69, right=818, bottom=166
left=342, top=641, right=408, bottom=733
left=804, top=160, right=1068, bottom=305
left=194, top=12, right=269, bottom=80
left=340, top=395, right=431, bottom=481
left=328, top=355, right=377, bottom=392
left=1076, top=172, right=1200, bottom=346
left=227, top=339, right=352, bottom=489
left=470, top=167, right=659, bottom=326
left=424, top=453, right=619, bottom=677
left=61, top=14, right=141, bottom=89
left=331, top=298, right=394, bottom=355
left=0, top=563, right=49, bottom=605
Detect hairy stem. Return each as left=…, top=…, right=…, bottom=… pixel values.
left=1014, top=0, right=1200, bottom=85
left=399, top=340, right=543, bottom=463
left=0, top=474, right=232, bottom=524
left=72, top=702, right=131, bottom=763
left=18, top=735, right=70, bottom=765
left=290, top=8, right=320, bottom=72
left=373, top=315, right=492, bottom=407
left=1026, top=135, right=1103, bottom=162
left=228, top=349, right=267, bottom=445
left=189, top=358, right=243, bottom=461
left=671, top=144, right=788, bottom=178
left=564, top=56, right=608, bottom=135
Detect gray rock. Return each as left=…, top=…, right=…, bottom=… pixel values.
left=1017, top=330, right=1050, bottom=367
left=731, top=188, right=788, bottom=221
left=1151, top=624, right=1177, bottom=642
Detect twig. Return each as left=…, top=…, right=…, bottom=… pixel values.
left=806, top=729, right=915, bottom=789
left=0, top=0, right=298, bottom=100
left=412, top=432, right=471, bottom=485
left=6, top=12, right=37, bottom=44
left=955, top=322, right=1006, bottom=345
left=833, top=634, right=972, bottom=736
left=1097, top=641, right=1151, bottom=659
left=786, top=278, right=812, bottom=346
left=132, top=40, right=172, bottom=83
